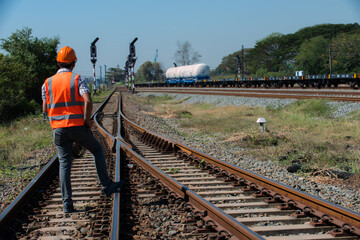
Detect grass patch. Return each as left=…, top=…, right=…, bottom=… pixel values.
left=92, top=87, right=116, bottom=103
left=133, top=95, right=360, bottom=173
left=0, top=113, right=54, bottom=181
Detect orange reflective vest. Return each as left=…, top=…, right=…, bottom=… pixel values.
left=45, top=72, right=85, bottom=129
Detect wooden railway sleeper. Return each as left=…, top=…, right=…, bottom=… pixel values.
left=140, top=132, right=148, bottom=142
left=217, top=230, right=232, bottom=240
left=155, top=185, right=169, bottom=196
left=145, top=133, right=154, bottom=144
left=205, top=219, right=218, bottom=231
left=241, top=182, right=259, bottom=192
left=232, top=177, right=248, bottom=186
left=330, top=223, right=356, bottom=237
left=184, top=202, right=195, bottom=212
left=142, top=133, right=151, bottom=144
left=292, top=207, right=314, bottom=218
left=176, top=150, right=187, bottom=159
left=278, top=200, right=298, bottom=210
left=153, top=136, right=161, bottom=148
left=158, top=139, right=169, bottom=152
left=182, top=211, right=205, bottom=223
left=161, top=140, right=172, bottom=153
left=215, top=169, right=228, bottom=178
left=140, top=131, right=148, bottom=142
left=195, top=218, right=219, bottom=233
left=223, top=173, right=238, bottom=182
left=156, top=138, right=165, bottom=150
left=149, top=134, right=158, bottom=147
left=148, top=135, right=155, bottom=145
left=190, top=156, right=200, bottom=165
left=330, top=227, right=350, bottom=237
left=310, top=218, right=330, bottom=229
left=155, top=138, right=164, bottom=149
left=208, top=166, right=221, bottom=175
left=253, top=188, right=271, bottom=197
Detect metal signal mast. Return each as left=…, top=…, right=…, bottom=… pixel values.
left=125, top=37, right=138, bottom=94
left=90, top=37, right=99, bottom=94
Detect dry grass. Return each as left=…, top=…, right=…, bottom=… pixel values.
left=135, top=95, right=360, bottom=174
left=0, top=114, right=54, bottom=182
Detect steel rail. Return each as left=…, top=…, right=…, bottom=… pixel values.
left=0, top=154, right=58, bottom=231
left=138, top=88, right=360, bottom=102
left=92, top=90, right=121, bottom=240
left=90, top=88, right=117, bottom=120
left=140, top=87, right=360, bottom=96
left=117, top=138, right=263, bottom=240
left=119, top=99, right=360, bottom=237
left=110, top=91, right=123, bottom=240
left=0, top=88, right=118, bottom=235
left=117, top=102, right=263, bottom=239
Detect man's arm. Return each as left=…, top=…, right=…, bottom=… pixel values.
left=82, top=92, right=93, bottom=127
left=42, top=100, right=48, bottom=120
left=42, top=100, right=47, bottom=113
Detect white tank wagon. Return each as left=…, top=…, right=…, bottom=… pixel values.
left=166, top=63, right=210, bottom=85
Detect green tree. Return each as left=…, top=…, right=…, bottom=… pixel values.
left=136, top=61, right=164, bottom=82
left=247, top=33, right=285, bottom=74
left=331, top=33, right=360, bottom=73
left=1, top=27, right=59, bottom=103
left=106, top=67, right=125, bottom=82
left=229, top=23, right=360, bottom=76
left=213, top=50, right=242, bottom=77
left=295, top=36, right=329, bottom=74
left=174, top=41, right=201, bottom=66
left=0, top=54, right=36, bottom=121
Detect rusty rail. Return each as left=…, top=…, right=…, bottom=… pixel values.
left=119, top=95, right=360, bottom=237
left=0, top=88, right=118, bottom=238
left=118, top=137, right=263, bottom=239
left=117, top=97, right=265, bottom=239
left=0, top=154, right=58, bottom=231
left=138, top=88, right=360, bottom=102
left=92, top=90, right=120, bottom=239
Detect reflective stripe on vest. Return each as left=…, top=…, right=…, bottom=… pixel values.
left=47, top=74, right=85, bottom=109
left=48, top=114, right=84, bottom=121
left=45, top=72, right=85, bottom=129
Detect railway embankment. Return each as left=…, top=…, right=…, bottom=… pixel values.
left=0, top=95, right=106, bottom=214
left=123, top=92, right=360, bottom=213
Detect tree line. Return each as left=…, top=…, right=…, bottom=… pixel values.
left=0, top=27, right=59, bottom=122
left=1, top=24, right=359, bottom=121
left=213, top=23, right=360, bottom=77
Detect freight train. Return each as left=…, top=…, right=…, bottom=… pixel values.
left=165, top=63, right=210, bottom=85
left=136, top=63, right=360, bottom=89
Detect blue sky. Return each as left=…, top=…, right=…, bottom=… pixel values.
left=1, top=0, right=359, bottom=78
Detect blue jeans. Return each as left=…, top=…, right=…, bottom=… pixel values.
left=53, top=125, right=111, bottom=204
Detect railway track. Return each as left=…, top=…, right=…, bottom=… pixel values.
left=0, top=90, right=120, bottom=239
left=1, top=88, right=359, bottom=239
left=136, top=87, right=360, bottom=102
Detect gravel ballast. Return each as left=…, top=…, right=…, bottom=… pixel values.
left=124, top=92, right=360, bottom=213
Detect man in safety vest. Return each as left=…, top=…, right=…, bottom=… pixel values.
left=42, top=46, right=124, bottom=213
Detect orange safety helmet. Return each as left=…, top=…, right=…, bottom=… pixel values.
left=56, top=46, right=77, bottom=63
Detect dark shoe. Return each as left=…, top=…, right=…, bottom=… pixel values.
left=102, top=180, right=125, bottom=197
left=63, top=202, right=75, bottom=213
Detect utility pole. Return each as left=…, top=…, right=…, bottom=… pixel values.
left=90, top=37, right=99, bottom=95
left=235, top=45, right=245, bottom=79
left=124, top=63, right=129, bottom=90
left=99, top=65, right=102, bottom=82
left=329, top=43, right=332, bottom=75
left=154, top=49, right=158, bottom=62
